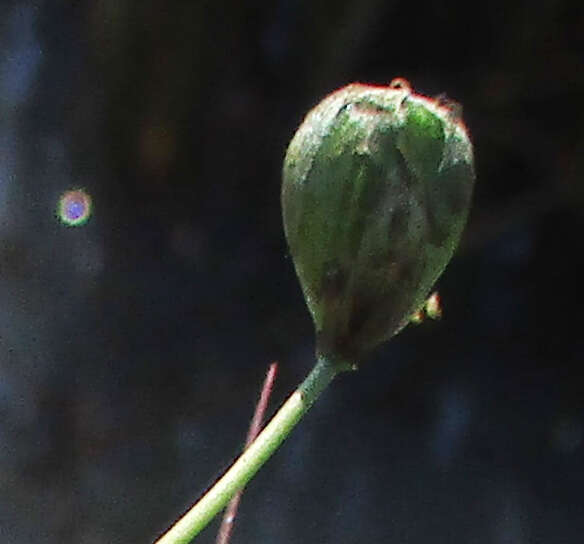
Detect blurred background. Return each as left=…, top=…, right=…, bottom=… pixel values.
left=1, top=1, right=583, bottom=542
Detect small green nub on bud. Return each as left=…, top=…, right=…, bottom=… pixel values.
left=410, top=310, right=426, bottom=326
left=424, top=292, right=443, bottom=320
left=409, top=292, right=443, bottom=325
left=282, top=79, right=474, bottom=367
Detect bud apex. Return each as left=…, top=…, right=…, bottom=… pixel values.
left=282, top=80, right=474, bottom=366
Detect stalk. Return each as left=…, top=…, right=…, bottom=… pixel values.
left=154, top=355, right=349, bottom=544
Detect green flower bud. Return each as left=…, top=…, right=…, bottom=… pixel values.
left=282, top=79, right=474, bottom=367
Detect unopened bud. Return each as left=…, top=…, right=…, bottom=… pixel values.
left=282, top=80, right=474, bottom=366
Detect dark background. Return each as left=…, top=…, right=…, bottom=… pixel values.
left=1, top=1, right=583, bottom=542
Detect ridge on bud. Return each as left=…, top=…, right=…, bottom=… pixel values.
left=282, top=79, right=475, bottom=367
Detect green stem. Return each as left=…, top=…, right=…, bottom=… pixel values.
left=154, top=355, right=349, bottom=544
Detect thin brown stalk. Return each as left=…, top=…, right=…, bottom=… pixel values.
left=215, top=362, right=278, bottom=544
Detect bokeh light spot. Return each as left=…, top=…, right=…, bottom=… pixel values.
left=57, top=189, right=92, bottom=226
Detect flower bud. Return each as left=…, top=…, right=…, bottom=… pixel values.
left=282, top=79, right=474, bottom=366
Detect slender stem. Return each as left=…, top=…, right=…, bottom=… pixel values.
left=154, top=355, right=347, bottom=544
